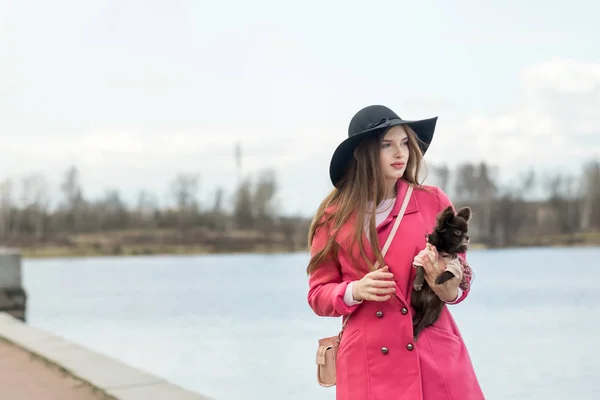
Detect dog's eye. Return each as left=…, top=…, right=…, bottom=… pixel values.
left=454, top=230, right=461, bottom=236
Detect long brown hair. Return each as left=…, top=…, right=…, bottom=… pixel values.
left=306, top=124, right=428, bottom=275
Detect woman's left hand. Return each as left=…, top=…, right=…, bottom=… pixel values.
left=420, top=246, right=460, bottom=302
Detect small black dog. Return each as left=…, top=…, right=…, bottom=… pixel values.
left=411, top=205, right=471, bottom=339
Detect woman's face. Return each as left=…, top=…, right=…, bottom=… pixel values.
left=379, top=125, right=410, bottom=182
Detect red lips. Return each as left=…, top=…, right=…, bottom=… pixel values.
left=391, top=162, right=405, bottom=169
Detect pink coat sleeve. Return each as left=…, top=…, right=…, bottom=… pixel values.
left=436, top=187, right=472, bottom=305
left=307, top=223, right=361, bottom=317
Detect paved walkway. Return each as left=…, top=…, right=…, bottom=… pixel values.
left=0, top=312, right=212, bottom=400
left=0, top=338, right=112, bottom=400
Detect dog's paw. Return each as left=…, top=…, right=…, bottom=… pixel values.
left=435, top=271, right=455, bottom=285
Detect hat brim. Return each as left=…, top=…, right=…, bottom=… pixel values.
left=329, top=116, right=437, bottom=187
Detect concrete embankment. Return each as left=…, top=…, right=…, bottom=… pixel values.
left=0, top=312, right=214, bottom=400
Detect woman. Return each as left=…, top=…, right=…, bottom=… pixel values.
left=306, top=105, right=485, bottom=400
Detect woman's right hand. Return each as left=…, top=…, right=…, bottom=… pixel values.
left=352, top=265, right=396, bottom=302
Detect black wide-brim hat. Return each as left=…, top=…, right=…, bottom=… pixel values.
left=329, top=105, right=437, bottom=187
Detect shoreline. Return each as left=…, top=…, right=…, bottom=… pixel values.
left=18, top=241, right=600, bottom=259
left=19, top=244, right=306, bottom=259
left=5, top=226, right=598, bottom=259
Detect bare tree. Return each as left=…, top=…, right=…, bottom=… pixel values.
left=99, top=190, right=129, bottom=230
left=0, top=179, right=13, bottom=238
left=213, top=187, right=224, bottom=214
left=24, top=174, right=50, bottom=239
left=436, top=164, right=450, bottom=194
left=486, top=168, right=537, bottom=246
left=234, top=177, right=254, bottom=229
left=473, top=162, right=496, bottom=242
left=429, top=164, right=450, bottom=194
left=580, top=161, right=600, bottom=230
left=454, top=163, right=477, bottom=202
left=251, top=169, right=279, bottom=244
left=543, top=172, right=579, bottom=235
left=253, top=169, right=277, bottom=218
left=135, top=189, right=159, bottom=228
left=170, top=173, right=200, bottom=229
left=60, top=166, right=85, bottom=232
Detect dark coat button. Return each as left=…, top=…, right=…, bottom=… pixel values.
left=376, top=311, right=383, bottom=318
left=406, top=343, right=414, bottom=351
left=401, top=307, right=408, bottom=315
left=381, top=347, right=389, bottom=354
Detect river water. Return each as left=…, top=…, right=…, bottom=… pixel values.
left=21, top=246, right=600, bottom=399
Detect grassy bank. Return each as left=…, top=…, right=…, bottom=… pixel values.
left=20, top=243, right=300, bottom=258
left=16, top=228, right=304, bottom=259
left=514, top=230, right=600, bottom=248
left=13, top=229, right=600, bottom=259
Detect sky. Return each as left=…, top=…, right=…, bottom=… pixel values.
left=1, top=0, right=599, bottom=216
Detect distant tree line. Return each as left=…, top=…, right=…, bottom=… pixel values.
left=430, top=160, right=600, bottom=247
left=0, top=165, right=308, bottom=254
left=0, top=166, right=284, bottom=234
left=0, top=160, right=598, bottom=255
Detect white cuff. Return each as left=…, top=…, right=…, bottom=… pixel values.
left=343, top=281, right=363, bottom=306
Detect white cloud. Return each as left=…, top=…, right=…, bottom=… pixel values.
left=425, top=59, right=600, bottom=179
left=1, top=59, right=599, bottom=216
left=0, top=124, right=340, bottom=214
left=521, top=59, right=600, bottom=94
left=0, top=1, right=10, bottom=33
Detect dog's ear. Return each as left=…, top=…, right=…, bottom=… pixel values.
left=436, top=206, right=455, bottom=230
left=457, top=206, right=471, bottom=221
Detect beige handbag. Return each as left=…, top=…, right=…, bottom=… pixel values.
left=316, top=185, right=414, bottom=387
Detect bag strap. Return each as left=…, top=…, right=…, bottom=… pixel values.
left=339, top=185, right=414, bottom=334
left=373, top=184, right=413, bottom=268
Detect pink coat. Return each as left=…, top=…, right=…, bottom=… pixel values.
left=308, top=179, right=485, bottom=400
